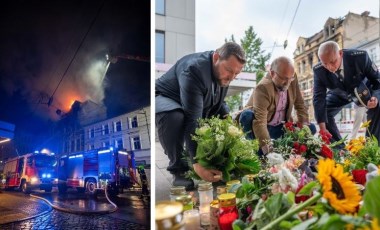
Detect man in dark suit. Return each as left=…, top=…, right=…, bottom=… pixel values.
left=156, top=42, right=246, bottom=190
left=313, top=41, right=380, bottom=145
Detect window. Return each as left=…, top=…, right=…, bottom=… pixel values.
left=370, top=48, right=377, bottom=62
left=102, top=124, right=109, bottom=135
left=132, top=136, right=141, bottom=150
left=114, top=121, right=122, bottom=132
left=131, top=116, right=138, bottom=128
left=89, top=128, right=95, bottom=138
left=115, top=139, right=123, bottom=149
left=156, top=0, right=165, bottom=15
left=76, top=138, right=80, bottom=151
left=156, top=31, right=165, bottom=63
left=102, top=141, right=110, bottom=148
left=70, top=140, right=75, bottom=152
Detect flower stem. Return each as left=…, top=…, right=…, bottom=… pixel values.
left=261, top=193, right=322, bottom=230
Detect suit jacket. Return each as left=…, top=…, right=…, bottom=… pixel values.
left=155, top=51, right=229, bottom=160
left=313, top=49, right=380, bottom=123
left=245, top=74, right=308, bottom=147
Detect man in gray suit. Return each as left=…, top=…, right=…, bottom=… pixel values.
left=156, top=42, right=246, bottom=190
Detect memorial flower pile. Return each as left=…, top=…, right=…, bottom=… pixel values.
left=189, top=116, right=261, bottom=181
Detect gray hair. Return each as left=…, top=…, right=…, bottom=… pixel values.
left=270, top=56, right=293, bottom=73
left=318, top=41, right=340, bottom=58
left=216, top=42, right=246, bottom=64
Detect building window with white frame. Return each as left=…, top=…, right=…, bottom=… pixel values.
left=131, top=136, right=141, bottom=150
left=115, top=139, right=123, bottom=149
left=114, top=121, right=122, bottom=132
left=156, top=31, right=165, bottom=63
left=102, top=124, right=109, bottom=135
left=130, top=116, right=138, bottom=128
left=102, top=141, right=110, bottom=148
left=156, top=0, right=165, bottom=15
left=89, top=128, right=95, bottom=138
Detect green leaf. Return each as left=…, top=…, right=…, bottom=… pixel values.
left=232, top=219, right=246, bottom=230
left=363, top=176, right=380, bottom=220
left=298, top=181, right=319, bottom=196
left=291, top=217, right=318, bottom=230
left=236, top=185, right=245, bottom=198
left=264, top=193, right=283, bottom=219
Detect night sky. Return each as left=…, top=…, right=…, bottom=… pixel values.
left=0, top=0, right=150, bottom=134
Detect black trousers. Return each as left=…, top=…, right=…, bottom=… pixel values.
left=325, top=92, right=380, bottom=143
left=156, top=109, right=189, bottom=174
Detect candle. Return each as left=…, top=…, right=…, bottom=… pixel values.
left=199, top=203, right=210, bottom=225
left=184, top=209, right=200, bottom=230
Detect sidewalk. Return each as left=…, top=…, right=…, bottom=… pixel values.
left=0, top=192, right=52, bottom=225
left=155, top=141, right=174, bottom=201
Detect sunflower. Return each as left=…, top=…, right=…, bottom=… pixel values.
left=317, top=158, right=362, bottom=214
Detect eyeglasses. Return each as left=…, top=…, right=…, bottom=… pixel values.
left=274, top=71, right=295, bottom=82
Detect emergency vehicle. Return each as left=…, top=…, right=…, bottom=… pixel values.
left=57, top=148, right=131, bottom=196
left=2, top=153, right=58, bottom=193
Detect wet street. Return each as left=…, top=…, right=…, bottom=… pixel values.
left=0, top=189, right=150, bottom=229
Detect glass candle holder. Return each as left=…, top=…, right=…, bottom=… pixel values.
left=155, top=201, right=185, bottom=230
left=218, top=193, right=238, bottom=230
left=183, top=209, right=200, bottom=230
left=170, top=186, right=187, bottom=201
left=198, top=181, right=213, bottom=226
left=175, top=194, right=193, bottom=211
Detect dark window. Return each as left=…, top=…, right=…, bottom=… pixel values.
left=131, top=116, right=138, bottom=128
left=132, top=136, right=141, bottom=150
left=114, top=121, right=122, bottom=132
left=103, top=124, right=109, bottom=135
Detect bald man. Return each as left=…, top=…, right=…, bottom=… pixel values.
left=239, top=56, right=315, bottom=155
left=313, top=41, right=380, bottom=145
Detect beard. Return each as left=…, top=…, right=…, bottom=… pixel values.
left=276, top=82, right=291, bottom=91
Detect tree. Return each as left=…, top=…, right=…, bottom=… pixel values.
left=225, top=26, right=270, bottom=112
left=225, top=94, right=241, bottom=112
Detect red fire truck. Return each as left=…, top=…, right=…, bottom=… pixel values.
left=57, top=148, right=131, bottom=196
left=2, top=153, right=58, bottom=193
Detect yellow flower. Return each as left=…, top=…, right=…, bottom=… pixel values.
left=358, top=218, right=380, bottom=230
left=345, top=137, right=366, bottom=155
left=317, top=159, right=362, bottom=214
left=361, top=120, right=371, bottom=128
left=343, top=159, right=351, bottom=168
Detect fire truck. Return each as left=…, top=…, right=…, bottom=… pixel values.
left=2, top=153, right=58, bottom=193
left=57, top=148, right=131, bottom=196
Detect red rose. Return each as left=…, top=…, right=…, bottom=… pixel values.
left=352, top=169, right=367, bottom=185
left=321, top=144, right=333, bottom=159
left=285, top=122, right=295, bottom=131
left=293, top=142, right=300, bottom=154
left=319, top=130, right=332, bottom=144
left=299, top=144, right=308, bottom=153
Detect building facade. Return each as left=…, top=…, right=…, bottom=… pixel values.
left=155, top=0, right=195, bottom=64
left=83, top=106, right=151, bottom=166
left=294, top=11, right=379, bottom=123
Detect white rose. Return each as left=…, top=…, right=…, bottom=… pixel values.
left=228, top=125, right=241, bottom=137
left=267, top=153, right=284, bottom=166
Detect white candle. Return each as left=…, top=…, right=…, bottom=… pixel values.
left=183, top=209, right=200, bottom=230
left=199, top=203, right=210, bottom=225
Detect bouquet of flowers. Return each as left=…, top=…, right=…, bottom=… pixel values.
left=233, top=158, right=380, bottom=230
left=343, top=121, right=380, bottom=185
left=189, top=116, right=261, bottom=181
left=271, top=122, right=336, bottom=160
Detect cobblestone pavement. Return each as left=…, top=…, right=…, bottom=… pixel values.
left=0, top=210, right=147, bottom=230
left=0, top=193, right=51, bottom=225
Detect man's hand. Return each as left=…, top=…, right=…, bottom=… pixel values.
left=193, top=163, right=222, bottom=182
left=367, top=97, right=378, bottom=109
left=261, top=144, right=273, bottom=155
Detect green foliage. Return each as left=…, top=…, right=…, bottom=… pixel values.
left=225, top=94, right=242, bottom=113
left=190, top=116, right=261, bottom=181
left=226, top=26, right=270, bottom=83
left=346, top=135, right=380, bottom=170
left=363, top=176, right=380, bottom=221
